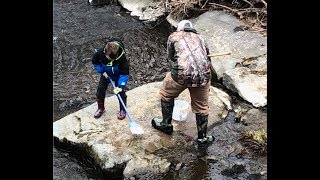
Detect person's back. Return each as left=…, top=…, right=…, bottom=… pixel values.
left=167, top=21, right=211, bottom=87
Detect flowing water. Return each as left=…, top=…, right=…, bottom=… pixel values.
left=53, top=0, right=267, bottom=179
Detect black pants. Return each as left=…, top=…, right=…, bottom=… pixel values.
left=96, top=74, right=127, bottom=109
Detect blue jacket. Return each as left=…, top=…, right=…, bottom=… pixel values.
left=92, top=38, right=129, bottom=88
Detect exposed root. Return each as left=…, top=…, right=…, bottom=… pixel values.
left=161, top=0, right=267, bottom=36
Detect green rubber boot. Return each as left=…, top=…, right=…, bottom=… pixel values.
left=151, top=99, right=174, bottom=135
left=196, top=114, right=215, bottom=144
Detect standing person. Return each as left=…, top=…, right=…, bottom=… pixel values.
left=151, top=20, right=215, bottom=144
left=92, top=37, right=129, bottom=120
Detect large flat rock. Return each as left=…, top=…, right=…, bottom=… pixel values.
left=53, top=82, right=230, bottom=176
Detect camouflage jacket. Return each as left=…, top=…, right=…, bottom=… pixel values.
left=167, top=28, right=211, bottom=87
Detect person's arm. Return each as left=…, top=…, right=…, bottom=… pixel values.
left=117, top=53, right=129, bottom=89
left=92, top=49, right=105, bottom=74
left=167, top=35, right=175, bottom=62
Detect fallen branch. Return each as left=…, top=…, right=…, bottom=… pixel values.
left=78, top=129, right=105, bottom=135
left=208, top=52, right=231, bottom=57
left=166, top=0, right=267, bottom=35
left=209, top=2, right=236, bottom=12
left=260, top=0, right=267, bottom=7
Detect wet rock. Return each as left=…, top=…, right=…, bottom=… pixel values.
left=247, top=173, right=262, bottom=180
left=223, top=67, right=267, bottom=107
left=53, top=82, right=228, bottom=176
left=175, top=162, right=183, bottom=171
left=221, top=164, right=246, bottom=177
left=205, top=155, right=218, bottom=163
left=118, top=0, right=166, bottom=22
left=88, top=0, right=111, bottom=6
left=240, top=108, right=267, bottom=131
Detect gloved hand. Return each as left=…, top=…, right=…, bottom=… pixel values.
left=113, top=87, right=122, bottom=94
left=102, top=72, right=109, bottom=79
left=93, top=64, right=104, bottom=74
left=118, top=75, right=128, bottom=89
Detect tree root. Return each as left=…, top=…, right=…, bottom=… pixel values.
left=162, top=0, right=267, bottom=36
